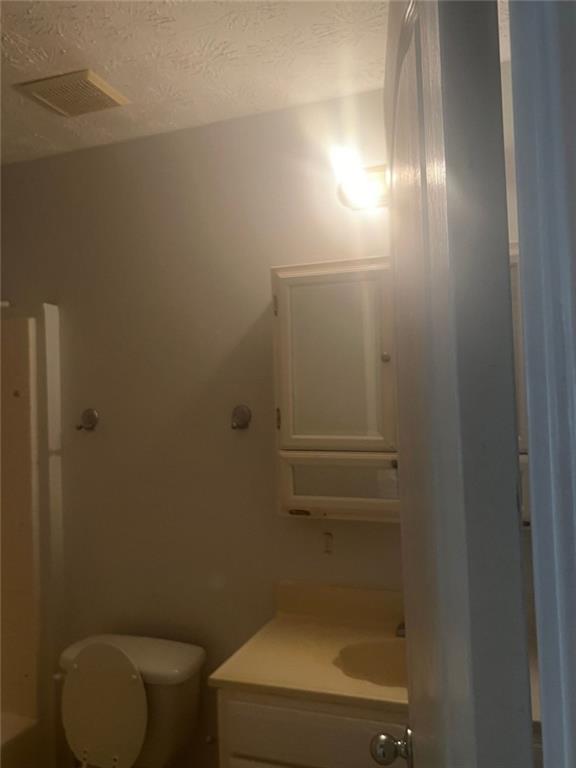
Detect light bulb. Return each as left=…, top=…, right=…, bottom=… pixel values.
left=330, top=146, right=388, bottom=210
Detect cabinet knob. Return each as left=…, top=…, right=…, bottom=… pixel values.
left=381, top=353, right=392, bottom=363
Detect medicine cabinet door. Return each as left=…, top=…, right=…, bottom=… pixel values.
left=273, top=260, right=397, bottom=452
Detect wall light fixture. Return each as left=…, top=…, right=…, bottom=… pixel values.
left=330, top=146, right=388, bottom=211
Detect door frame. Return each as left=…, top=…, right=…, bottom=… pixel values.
left=508, top=3, right=576, bottom=766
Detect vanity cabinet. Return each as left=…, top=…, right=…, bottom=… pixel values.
left=271, top=258, right=399, bottom=521
left=218, top=691, right=408, bottom=768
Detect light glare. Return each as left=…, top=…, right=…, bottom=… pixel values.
left=330, top=146, right=387, bottom=211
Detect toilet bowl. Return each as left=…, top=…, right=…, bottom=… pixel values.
left=59, top=635, right=206, bottom=768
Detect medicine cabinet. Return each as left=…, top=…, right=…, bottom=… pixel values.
left=271, top=252, right=528, bottom=523
left=271, top=258, right=399, bottom=522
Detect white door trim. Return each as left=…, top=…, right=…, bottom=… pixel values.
left=509, top=3, right=576, bottom=766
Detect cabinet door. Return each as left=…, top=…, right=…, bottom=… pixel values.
left=278, top=450, right=400, bottom=521
left=223, top=697, right=407, bottom=768
left=273, top=260, right=397, bottom=451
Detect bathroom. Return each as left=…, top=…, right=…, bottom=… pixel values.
left=1, top=2, right=573, bottom=768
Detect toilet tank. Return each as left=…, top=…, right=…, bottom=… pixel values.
left=60, top=635, right=206, bottom=768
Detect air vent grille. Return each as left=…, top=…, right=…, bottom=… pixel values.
left=18, top=69, right=128, bottom=117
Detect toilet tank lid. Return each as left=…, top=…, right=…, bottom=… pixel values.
left=60, top=635, right=206, bottom=685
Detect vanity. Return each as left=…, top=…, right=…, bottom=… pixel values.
left=210, top=584, right=409, bottom=768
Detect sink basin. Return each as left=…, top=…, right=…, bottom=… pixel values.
left=333, top=638, right=406, bottom=687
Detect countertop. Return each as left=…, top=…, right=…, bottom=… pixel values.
left=209, top=584, right=408, bottom=711
left=209, top=582, right=541, bottom=726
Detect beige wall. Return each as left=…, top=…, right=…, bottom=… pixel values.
left=2, top=89, right=402, bottom=756
left=1, top=319, right=38, bottom=720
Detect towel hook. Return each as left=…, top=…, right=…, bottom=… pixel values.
left=231, top=404, right=252, bottom=430
left=76, top=408, right=99, bottom=431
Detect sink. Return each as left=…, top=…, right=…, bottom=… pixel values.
left=333, top=638, right=406, bottom=687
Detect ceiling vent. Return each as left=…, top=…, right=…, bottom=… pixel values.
left=17, top=69, right=129, bottom=117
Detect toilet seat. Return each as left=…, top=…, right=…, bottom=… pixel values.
left=62, top=642, right=148, bottom=768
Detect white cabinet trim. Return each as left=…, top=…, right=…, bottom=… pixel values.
left=278, top=450, right=400, bottom=522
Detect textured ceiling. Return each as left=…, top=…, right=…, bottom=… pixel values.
left=1, top=1, right=389, bottom=164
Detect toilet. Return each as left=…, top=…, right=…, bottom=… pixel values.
left=59, top=635, right=206, bottom=768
